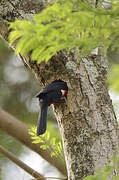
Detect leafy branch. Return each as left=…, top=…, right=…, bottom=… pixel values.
left=8, top=0, right=119, bottom=64
left=29, top=127, right=65, bottom=164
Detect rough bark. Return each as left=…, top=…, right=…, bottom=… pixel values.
left=54, top=52, right=119, bottom=179
left=0, top=0, right=119, bottom=180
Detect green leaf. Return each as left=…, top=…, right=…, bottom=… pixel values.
left=50, top=137, right=56, bottom=146
left=29, top=127, right=65, bottom=162
left=8, top=0, right=119, bottom=64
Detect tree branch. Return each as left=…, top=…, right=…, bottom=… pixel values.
left=0, top=145, right=45, bottom=179
left=0, top=108, right=67, bottom=176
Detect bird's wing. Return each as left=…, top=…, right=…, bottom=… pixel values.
left=36, top=80, right=68, bottom=98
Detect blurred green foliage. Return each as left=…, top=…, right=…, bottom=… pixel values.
left=108, top=65, right=119, bottom=92
left=0, top=131, right=23, bottom=158
left=0, top=36, right=61, bottom=161
left=0, top=38, right=24, bottom=160
left=0, top=38, right=12, bottom=55
left=84, top=152, right=119, bottom=180
left=0, top=169, right=2, bottom=180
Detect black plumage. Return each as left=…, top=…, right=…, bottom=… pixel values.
left=36, top=80, right=68, bottom=136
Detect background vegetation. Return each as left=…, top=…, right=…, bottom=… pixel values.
left=1, top=0, right=119, bottom=179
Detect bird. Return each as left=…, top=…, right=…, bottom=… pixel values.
left=36, top=79, right=68, bottom=136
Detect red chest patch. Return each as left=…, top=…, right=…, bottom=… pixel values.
left=64, top=90, right=68, bottom=96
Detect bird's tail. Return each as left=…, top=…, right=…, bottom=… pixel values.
left=37, top=100, right=48, bottom=136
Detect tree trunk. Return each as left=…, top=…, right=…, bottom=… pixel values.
left=0, top=1, right=119, bottom=180
left=53, top=52, right=119, bottom=179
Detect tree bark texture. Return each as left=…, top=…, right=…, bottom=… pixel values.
left=0, top=0, right=119, bottom=180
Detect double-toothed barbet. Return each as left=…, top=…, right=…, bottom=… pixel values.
left=36, top=80, right=68, bottom=136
